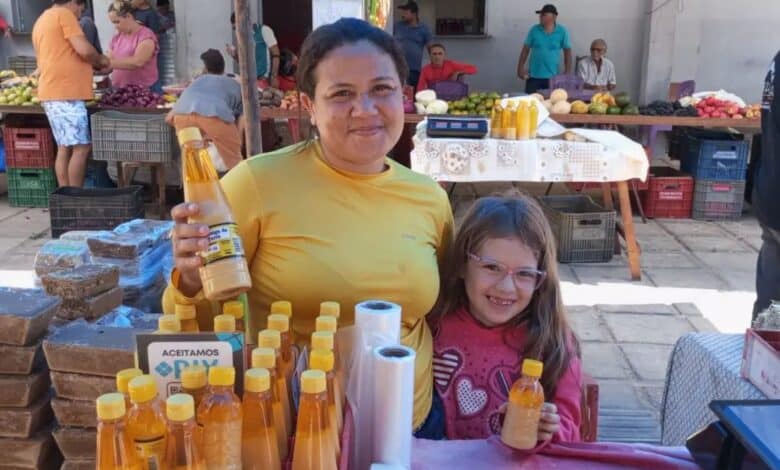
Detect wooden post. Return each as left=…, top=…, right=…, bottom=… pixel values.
left=233, top=0, right=263, bottom=155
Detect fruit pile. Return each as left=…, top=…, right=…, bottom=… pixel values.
left=279, top=91, right=301, bottom=110
left=259, top=87, right=284, bottom=107
left=0, top=79, right=39, bottom=106
left=693, top=96, right=754, bottom=119
left=445, top=91, right=501, bottom=116
left=99, top=85, right=166, bottom=108
left=639, top=100, right=675, bottom=116
left=577, top=92, right=638, bottom=115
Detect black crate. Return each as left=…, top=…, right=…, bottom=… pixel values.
left=539, top=195, right=616, bottom=263
left=692, top=179, right=745, bottom=221
left=49, top=186, right=145, bottom=238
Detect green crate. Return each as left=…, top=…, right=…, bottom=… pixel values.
left=7, top=168, right=57, bottom=208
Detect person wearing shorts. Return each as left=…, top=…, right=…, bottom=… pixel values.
left=32, top=0, right=108, bottom=187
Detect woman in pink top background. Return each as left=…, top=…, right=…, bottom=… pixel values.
left=424, top=192, right=582, bottom=445
left=106, top=0, right=159, bottom=92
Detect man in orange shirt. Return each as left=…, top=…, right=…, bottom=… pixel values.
left=32, top=0, right=108, bottom=187
left=417, top=43, right=477, bottom=92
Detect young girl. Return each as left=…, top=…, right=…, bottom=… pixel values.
left=428, top=192, right=582, bottom=443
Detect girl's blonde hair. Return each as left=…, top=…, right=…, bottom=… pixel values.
left=109, top=0, right=134, bottom=16
left=431, top=191, right=579, bottom=396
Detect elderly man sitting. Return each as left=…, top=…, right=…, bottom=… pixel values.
left=577, top=39, right=616, bottom=91
left=417, top=43, right=477, bottom=92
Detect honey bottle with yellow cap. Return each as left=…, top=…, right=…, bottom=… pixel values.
left=175, top=304, right=200, bottom=333
left=319, top=301, right=340, bottom=321
left=164, top=394, right=205, bottom=470
left=222, top=299, right=245, bottom=333
left=181, top=365, right=208, bottom=418
left=500, top=359, right=545, bottom=450
left=96, top=392, right=140, bottom=470
left=213, top=314, right=236, bottom=333
left=127, top=375, right=167, bottom=469
left=116, top=368, right=143, bottom=411
left=309, top=349, right=342, bottom=459
left=242, top=368, right=281, bottom=469
left=258, top=329, right=293, bottom=439
left=267, top=314, right=293, bottom=378
left=292, top=370, right=337, bottom=470
left=311, top=332, right=343, bottom=409
left=270, top=300, right=292, bottom=318
left=179, top=127, right=251, bottom=302
left=198, top=366, right=242, bottom=469
left=156, top=314, right=181, bottom=334
left=251, top=348, right=289, bottom=459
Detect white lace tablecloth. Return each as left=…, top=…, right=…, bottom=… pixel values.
left=410, top=125, right=649, bottom=183
left=660, top=333, right=767, bottom=445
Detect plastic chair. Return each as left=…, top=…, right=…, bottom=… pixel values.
left=431, top=79, right=469, bottom=101
left=642, top=80, right=696, bottom=150
left=549, top=73, right=585, bottom=92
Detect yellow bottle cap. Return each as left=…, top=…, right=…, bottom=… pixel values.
left=166, top=393, right=194, bottom=421
left=319, top=301, right=341, bottom=319
left=270, top=300, right=292, bottom=317
left=300, top=369, right=326, bottom=394
left=181, top=365, right=207, bottom=390
left=116, top=368, right=143, bottom=394
left=177, top=127, right=203, bottom=146
left=208, top=366, right=235, bottom=387
left=213, top=314, right=236, bottom=333
left=251, top=347, right=276, bottom=369
left=245, top=368, right=271, bottom=393
left=175, top=304, right=196, bottom=320
left=128, top=375, right=158, bottom=404
left=96, top=393, right=126, bottom=421
left=258, top=329, right=281, bottom=349
left=309, top=348, right=334, bottom=373
left=522, top=359, right=544, bottom=378
left=267, top=314, right=289, bottom=333
left=157, top=314, right=181, bottom=333
left=315, top=315, right=337, bottom=333
left=311, top=331, right=334, bottom=351
left=223, top=300, right=243, bottom=319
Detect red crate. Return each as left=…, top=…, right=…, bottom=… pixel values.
left=3, top=127, right=56, bottom=168
left=641, top=167, right=694, bottom=218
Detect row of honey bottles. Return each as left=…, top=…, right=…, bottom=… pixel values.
left=490, top=100, right=539, bottom=140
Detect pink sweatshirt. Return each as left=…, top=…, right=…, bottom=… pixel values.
left=432, top=306, right=582, bottom=442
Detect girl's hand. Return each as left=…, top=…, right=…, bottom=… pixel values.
left=537, top=402, right=560, bottom=442
left=170, top=203, right=208, bottom=297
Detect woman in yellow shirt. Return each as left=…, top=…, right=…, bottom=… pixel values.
left=164, top=18, right=453, bottom=433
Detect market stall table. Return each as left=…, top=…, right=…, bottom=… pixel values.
left=661, top=333, right=767, bottom=446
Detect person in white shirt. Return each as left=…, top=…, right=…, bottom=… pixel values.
left=226, top=13, right=280, bottom=88
left=577, top=39, right=616, bottom=91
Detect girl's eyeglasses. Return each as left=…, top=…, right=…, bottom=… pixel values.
left=468, top=253, right=547, bottom=291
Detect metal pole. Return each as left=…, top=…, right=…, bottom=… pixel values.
left=233, top=0, right=263, bottom=155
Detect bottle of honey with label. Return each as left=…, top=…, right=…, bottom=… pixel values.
left=96, top=393, right=140, bottom=470
left=127, top=375, right=167, bottom=469
left=179, top=127, right=251, bottom=301
left=500, top=359, right=545, bottom=449
left=251, top=348, right=289, bottom=459
left=242, top=368, right=281, bottom=469
left=292, top=370, right=337, bottom=470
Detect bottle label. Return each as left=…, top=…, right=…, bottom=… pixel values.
left=134, top=435, right=166, bottom=470
left=203, top=223, right=245, bottom=265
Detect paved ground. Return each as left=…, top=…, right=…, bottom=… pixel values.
left=0, top=181, right=761, bottom=444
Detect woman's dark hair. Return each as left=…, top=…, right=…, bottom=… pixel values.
left=295, top=18, right=408, bottom=97
left=201, top=49, right=225, bottom=75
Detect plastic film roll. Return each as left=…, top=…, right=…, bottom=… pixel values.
left=373, top=345, right=415, bottom=469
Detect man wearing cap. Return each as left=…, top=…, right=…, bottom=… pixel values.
left=516, top=4, right=572, bottom=94
left=394, top=1, right=432, bottom=89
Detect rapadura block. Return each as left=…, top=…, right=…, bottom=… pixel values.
left=0, top=429, right=57, bottom=469
left=0, top=395, right=53, bottom=438
left=0, top=369, right=50, bottom=408
left=41, top=264, right=119, bottom=300
left=52, top=427, right=95, bottom=461
left=59, top=459, right=95, bottom=470
left=0, top=288, right=61, bottom=346
left=50, top=371, right=115, bottom=402
left=50, top=398, right=95, bottom=429
left=57, top=287, right=123, bottom=321
left=0, top=342, right=44, bottom=376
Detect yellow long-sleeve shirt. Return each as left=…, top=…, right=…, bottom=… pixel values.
left=163, top=140, right=453, bottom=428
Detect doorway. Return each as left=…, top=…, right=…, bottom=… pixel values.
left=261, top=0, right=311, bottom=54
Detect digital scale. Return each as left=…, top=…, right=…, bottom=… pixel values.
left=426, top=116, right=490, bottom=139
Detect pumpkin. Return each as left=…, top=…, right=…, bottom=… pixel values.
left=550, top=88, right=568, bottom=104
left=552, top=100, right=572, bottom=114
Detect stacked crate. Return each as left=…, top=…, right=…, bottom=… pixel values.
left=680, top=129, right=749, bottom=220
left=3, top=117, right=57, bottom=208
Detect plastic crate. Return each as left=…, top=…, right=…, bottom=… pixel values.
left=641, top=167, right=694, bottom=219
left=91, top=111, right=176, bottom=163
left=692, top=179, right=745, bottom=220
left=680, top=131, right=749, bottom=181
left=8, top=56, right=37, bottom=77
left=49, top=186, right=145, bottom=238
left=7, top=168, right=57, bottom=208
left=2, top=127, right=56, bottom=168
left=539, top=195, right=616, bottom=263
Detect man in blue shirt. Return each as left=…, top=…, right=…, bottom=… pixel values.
left=516, top=4, right=572, bottom=94
left=394, top=1, right=432, bottom=89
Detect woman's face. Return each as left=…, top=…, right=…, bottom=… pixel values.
left=301, top=40, right=404, bottom=174
left=109, top=11, right=135, bottom=34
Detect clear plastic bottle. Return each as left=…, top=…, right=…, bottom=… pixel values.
left=251, top=347, right=289, bottom=459
left=213, top=314, right=236, bottom=333
left=292, top=370, right=337, bottom=470
left=164, top=393, right=205, bottom=470
left=318, top=302, right=340, bottom=321
left=491, top=103, right=504, bottom=138
left=156, top=314, right=181, bottom=334
left=116, top=368, right=143, bottom=411
left=503, top=101, right=517, bottom=140
left=315, top=316, right=337, bottom=335
left=267, top=314, right=293, bottom=375
left=242, top=368, right=282, bottom=469
left=311, top=332, right=343, bottom=409
left=179, top=127, right=251, bottom=301
left=309, top=348, right=341, bottom=459
left=181, top=365, right=208, bottom=421
left=257, top=330, right=293, bottom=443
left=222, top=299, right=245, bottom=333
left=197, top=366, right=242, bottom=469
left=175, top=304, right=200, bottom=333
left=529, top=101, right=539, bottom=139
left=96, top=392, right=140, bottom=470
left=127, top=375, right=168, bottom=469
left=516, top=101, right=531, bottom=140
left=501, top=359, right=545, bottom=450
left=270, top=300, right=292, bottom=318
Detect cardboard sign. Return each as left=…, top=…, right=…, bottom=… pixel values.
left=136, top=332, right=245, bottom=399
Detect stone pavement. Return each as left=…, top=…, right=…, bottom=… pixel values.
left=0, top=185, right=762, bottom=444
